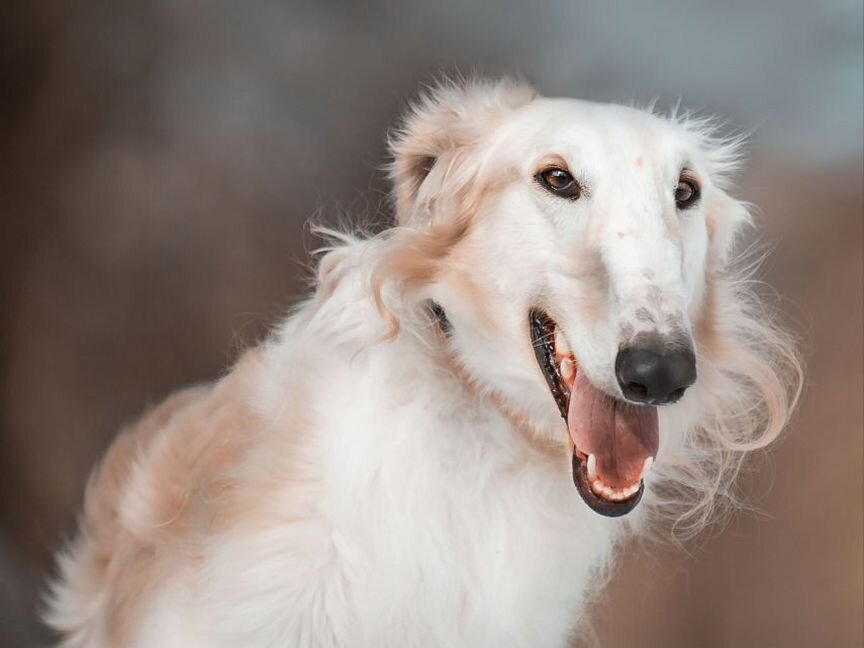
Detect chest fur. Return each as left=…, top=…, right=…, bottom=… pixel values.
left=320, top=408, right=618, bottom=647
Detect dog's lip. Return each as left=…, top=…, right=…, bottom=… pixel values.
left=529, top=308, right=647, bottom=516
left=572, top=451, right=644, bottom=517
left=529, top=309, right=570, bottom=418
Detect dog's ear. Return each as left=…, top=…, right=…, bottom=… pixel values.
left=698, top=139, right=752, bottom=269
left=674, top=120, right=751, bottom=269
left=388, top=77, right=536, bottom=225
left=706, top=191, right=752, bottom=268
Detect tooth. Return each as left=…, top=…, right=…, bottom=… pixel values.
left=640, top=456, right=654, bottom=480
left=586, top=454, right=598, bottom=481
left=560, top=358, right=575, bottom=382
left=555, top=328, right=571, bottom=356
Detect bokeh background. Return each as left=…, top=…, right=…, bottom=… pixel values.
left=1, top=2, right=862, bottom=646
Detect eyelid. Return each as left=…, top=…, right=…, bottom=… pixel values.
left=536, top=154, right=571, bottom=173
left=679, top=168, right=701, bottom=186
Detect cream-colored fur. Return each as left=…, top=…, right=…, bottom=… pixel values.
left=45, top=78, right=801, bottom=648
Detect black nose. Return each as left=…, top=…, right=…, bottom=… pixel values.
left=615, top=342, right=697, bottom=405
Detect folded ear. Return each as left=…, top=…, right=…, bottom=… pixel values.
left=388, top=77, right=536, bottom=225
left=679, top=121, right=751, bottom=268
left=706, top=191, right=752, bottom=268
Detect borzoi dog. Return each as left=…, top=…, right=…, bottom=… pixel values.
left=45, top=78, right=801, bottom=648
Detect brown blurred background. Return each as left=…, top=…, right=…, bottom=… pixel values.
left=1, top=2, right=861, bottom=647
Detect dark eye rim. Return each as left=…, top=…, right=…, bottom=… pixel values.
left=675, top=175, right=701, bottom=209
left=535, top=167, right=582, bottom=200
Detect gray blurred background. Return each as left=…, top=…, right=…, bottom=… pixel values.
left=1, top=2, right=862, bottom=646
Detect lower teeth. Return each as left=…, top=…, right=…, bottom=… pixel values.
left=590, top=477, right=638, bottom=501
left=582, top=454, right=653, bottom=501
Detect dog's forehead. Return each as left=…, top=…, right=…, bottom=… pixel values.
left=505, top=97, right=692, bottom=170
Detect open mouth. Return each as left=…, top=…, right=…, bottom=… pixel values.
left=530, top=310, right=658, bottom=517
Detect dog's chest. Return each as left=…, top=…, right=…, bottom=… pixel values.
left=330, top=424, right=615, bottom=648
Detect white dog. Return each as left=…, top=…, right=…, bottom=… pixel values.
left=45, top=78, right=801, bottom=648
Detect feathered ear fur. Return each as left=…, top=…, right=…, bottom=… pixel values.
left=387, top=77, right=536, bottom=225
left=650, top=118, right=802, bottom=536
left=671, top=112, right=753, bottom=268
left=369, top=77, right=537, bottom=338
left=705, top=191, right=752, bottom=269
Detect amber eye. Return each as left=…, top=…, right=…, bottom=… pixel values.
left=675, top=176, right=700, bottom=209
left=536, top=167, right=581, bottom=200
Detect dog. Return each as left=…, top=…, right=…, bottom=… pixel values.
left=45, top=77, right=801, bottom=648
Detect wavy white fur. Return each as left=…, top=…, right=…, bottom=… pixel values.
left=44, top=77, right=801, bottom=648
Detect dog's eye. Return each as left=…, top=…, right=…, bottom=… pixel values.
left=675, top=176, right=700, bottom=209
left=537, top=168, right=581, bottom=200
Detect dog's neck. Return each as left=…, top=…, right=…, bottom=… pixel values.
left=421, top=300, right=565, bottom=457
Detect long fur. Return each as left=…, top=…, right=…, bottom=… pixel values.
left=44, top=77, right=802, bottom=648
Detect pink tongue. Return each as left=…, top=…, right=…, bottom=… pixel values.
left=567, top=371, right=659, bottom=488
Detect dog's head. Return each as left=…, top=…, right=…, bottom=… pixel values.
left=379, top=78, right=763, bottom=517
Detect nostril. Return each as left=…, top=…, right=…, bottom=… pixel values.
left=668, top=387, right=687, bottom=403
left=626, top=382, right=648, bottom=399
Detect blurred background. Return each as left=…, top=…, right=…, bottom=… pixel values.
left=1, top=1, right=861, bottom=646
